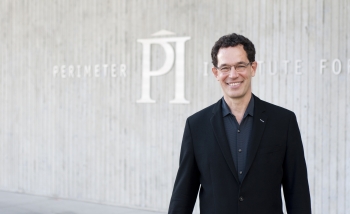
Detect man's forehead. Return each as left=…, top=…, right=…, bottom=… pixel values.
left=217, top=45, right=248, bottom=64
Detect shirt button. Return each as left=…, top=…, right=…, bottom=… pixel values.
left=239, top=196, right=244, bottom=202
left=239, top=171, right=243, bottom=175
left=238, top=149, right=242, bottom=153
left=237, top=130, right=240, bottom=133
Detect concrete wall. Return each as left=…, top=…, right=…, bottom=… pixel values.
left=0, top=0, right=349, bottom=213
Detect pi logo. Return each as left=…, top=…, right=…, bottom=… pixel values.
left=136, top=30, right=190, bottom=104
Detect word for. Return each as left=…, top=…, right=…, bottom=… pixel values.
left=53, top=64, right=127, bottom=78
left=319, top=59, right=350, bottom=75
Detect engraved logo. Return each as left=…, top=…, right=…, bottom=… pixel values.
left=137, top=30, right=190, bottom=104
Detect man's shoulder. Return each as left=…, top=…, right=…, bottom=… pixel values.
left=185, top=95, right=297, bottom=122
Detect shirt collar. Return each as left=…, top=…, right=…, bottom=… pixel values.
left=221, top=95, right=254, bottom=118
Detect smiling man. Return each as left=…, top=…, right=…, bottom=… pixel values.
left=168, top=33, right=311, bottom=214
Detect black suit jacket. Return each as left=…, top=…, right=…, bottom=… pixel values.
left=168, top=95, right=311, bottom=214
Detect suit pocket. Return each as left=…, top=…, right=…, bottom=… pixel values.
left=257, top=145, right=281, bottom=154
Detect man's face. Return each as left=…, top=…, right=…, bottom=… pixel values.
left=212, top=45, right=257, bottom=101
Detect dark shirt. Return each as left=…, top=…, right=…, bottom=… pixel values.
left=222, top=95, right=254, bottom=183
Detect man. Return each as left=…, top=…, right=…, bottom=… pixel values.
left=168, top=33, right=311, bottom=214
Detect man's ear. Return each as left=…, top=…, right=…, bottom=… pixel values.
left=212, top=67, right=219, bottom=80
left=251, top=61, right=257, bottom=77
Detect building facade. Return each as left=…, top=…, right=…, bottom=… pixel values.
left=0, top=0, right=349, bottom=213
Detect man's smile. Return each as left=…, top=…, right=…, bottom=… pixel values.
left=227, top=81, right=243, bottom=86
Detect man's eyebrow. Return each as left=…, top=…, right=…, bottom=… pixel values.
left=218, top=61, right=247, bottom=67
left=235, top=61, right=248, bottom=65
left=218, top=63, right=229, bottom=67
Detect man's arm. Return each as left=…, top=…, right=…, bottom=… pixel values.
left=282, top=113, right=312, bottom=214
left=168, top=119, right=200, bottom=214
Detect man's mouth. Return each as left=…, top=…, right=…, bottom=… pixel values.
left=227, top=81, right=242, bottom=86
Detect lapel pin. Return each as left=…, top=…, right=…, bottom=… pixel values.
left=260, top=119, right=264, bottom=123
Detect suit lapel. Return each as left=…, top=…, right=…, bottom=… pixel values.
left=243, top=95, right=267, bottom=181
left=210, top=99, right=239, bottom=183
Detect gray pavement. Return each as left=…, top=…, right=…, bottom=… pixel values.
left=0, top=191, right=166, bottom=214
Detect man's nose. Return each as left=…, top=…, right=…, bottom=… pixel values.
left=228, top=67, right=239, bottom=78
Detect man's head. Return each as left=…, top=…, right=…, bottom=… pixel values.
left=211, top=33, right=257, bottom=102
left=211, top=33, right=256, bottom=67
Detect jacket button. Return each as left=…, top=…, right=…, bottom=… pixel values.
left=239, top=196, right=244, bottom=202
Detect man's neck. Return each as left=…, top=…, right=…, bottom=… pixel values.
left=224, top=93, right=252, bottom=124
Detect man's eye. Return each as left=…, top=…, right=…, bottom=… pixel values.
left=221, top=67, right=230, bottom=71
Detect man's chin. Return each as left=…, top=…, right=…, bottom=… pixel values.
left=224, top=91, right=251, bottom=100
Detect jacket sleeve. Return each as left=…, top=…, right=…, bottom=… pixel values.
left=282, top=113, right=312, bottom=214
left=168, top=119, right=200, bottom=214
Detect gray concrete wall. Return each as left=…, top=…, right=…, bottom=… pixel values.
left=0, top=0, right=349, bottom=213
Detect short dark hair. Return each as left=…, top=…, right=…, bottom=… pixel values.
left=211, top=33, right=256, bottom=67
